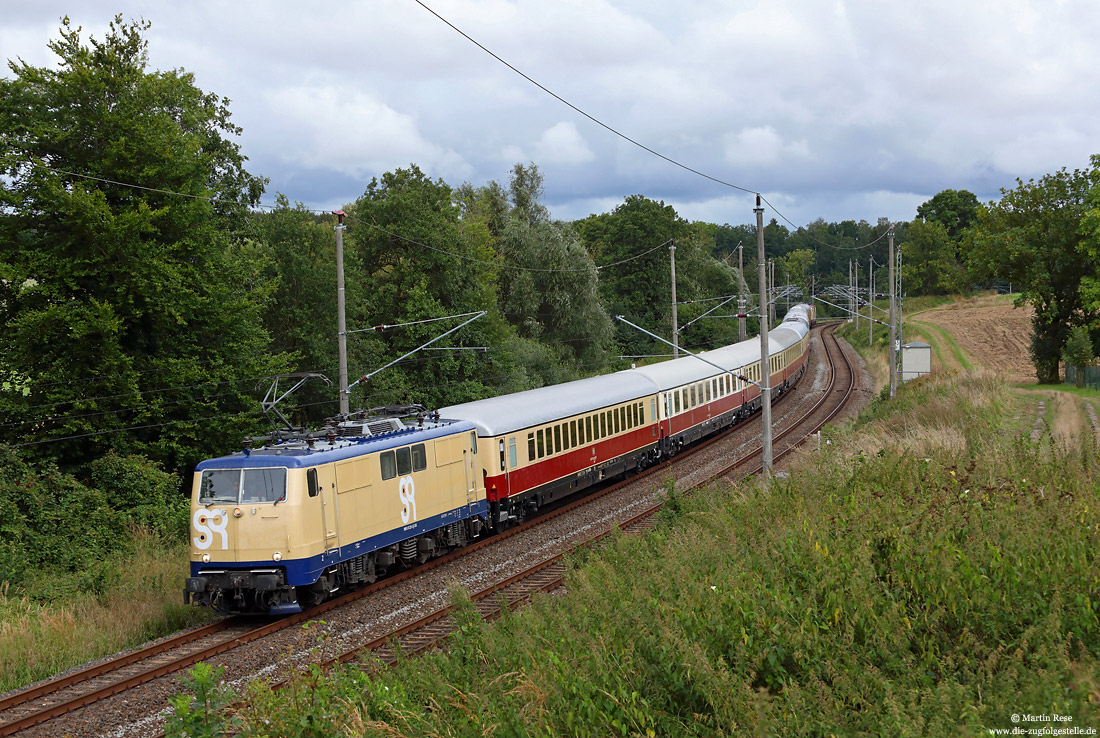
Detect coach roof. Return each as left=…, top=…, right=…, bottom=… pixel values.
left=438, top=372, right=657, bottom=436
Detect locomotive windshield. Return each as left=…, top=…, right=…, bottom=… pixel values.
left=199, top=468, right=287, bottom=505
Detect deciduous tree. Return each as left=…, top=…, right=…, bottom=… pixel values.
left=0, top=17, right=286, bottom=472
left=966, top=163, right=1100, bottom=383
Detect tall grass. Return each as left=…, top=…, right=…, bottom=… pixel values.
left=0, top=530, right=214, bottom=692
left=169, top=371, right=1100, bottom=736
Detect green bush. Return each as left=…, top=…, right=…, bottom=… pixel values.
left=0, top=447, right=119, bottom=590
left=86, top=452, right=189, bottom=539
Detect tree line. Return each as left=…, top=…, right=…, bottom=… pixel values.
left=2, top=17, right=1098, bottom=506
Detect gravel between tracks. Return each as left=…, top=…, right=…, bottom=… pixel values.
left=25, top=328, right=873, bottom=738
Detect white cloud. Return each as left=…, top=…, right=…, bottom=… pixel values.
left=265, top=86, right=471, bottom=182
left=533, top=122, right=594, bottom=165
left=4, top=0, right=1100, bottom=227
left=723, top=126, right=812, bottom=168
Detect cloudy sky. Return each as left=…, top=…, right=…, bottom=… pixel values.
left=3, top=0, right=1098, bottom=229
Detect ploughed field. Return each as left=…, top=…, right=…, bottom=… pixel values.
left=910, top=294, right=1034, bottom=382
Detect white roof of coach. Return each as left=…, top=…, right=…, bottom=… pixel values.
left=442, top=304, right=813, bottom=435
left=631, top=322, right=808, bottom=392
left=438, top=371, right=657, bottom=436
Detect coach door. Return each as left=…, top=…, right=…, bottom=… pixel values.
left=498, top=438, right=512, bottom=498
left=310, top=465, right=340, bottom=554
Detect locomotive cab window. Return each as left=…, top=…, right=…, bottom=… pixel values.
left=200, top=467, right=286, bottom=505
left=199, top=469, right=240, bottom=504
left=307, top=468, right=319, bottom=498
left=412, top=444, right=427, bottom=472
left=242, top=468, right=287, bottom=503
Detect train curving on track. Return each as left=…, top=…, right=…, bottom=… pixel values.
left=184, top=304, right=816, bottom=614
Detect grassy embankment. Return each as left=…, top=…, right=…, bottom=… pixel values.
left=0, top=532, right=213, bottom=693
left=0, top=450, right=217, bottom=693
left=167, top=337, right=1100, bottom=735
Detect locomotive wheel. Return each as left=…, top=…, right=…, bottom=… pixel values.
left=296, top=583, right=327, bottom=609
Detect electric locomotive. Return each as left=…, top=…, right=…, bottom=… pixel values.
left=184, top=412, right=488, bottom=614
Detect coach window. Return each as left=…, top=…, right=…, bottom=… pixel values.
left=690, top=386, right=696, bottom=407
left=499, top=439, right=506, bottom=472
left=508, top=438, right=517, bottom=468
left=528, top=432, right=535, bottom=461
left=674, top=392, right=681, bottom=413
left=412, top=444, right=427, bottom=472
left=570, top=420, right=578, bottom=447
left=537, top=429, right=545, bottom=458
left=380, top=450, right=397, bottom=481
left=599, top=412, right=607, bottom=438
left=612, top=408, right=619, bottom=434
left=553, top=425, right=562, bottom=453
left=562, top=422, right=570, bottom=450
left=706, top=382, right=712, bottom=402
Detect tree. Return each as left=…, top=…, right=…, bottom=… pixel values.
left=576, top=196, right=690, bottom=357
left=0, top=17, right=286, bottom=473
left=346, top=165, right=517, bottom=408
left=967, top=162, right=1100, bottom=383
left=458, top=163, right=614, bottom=383
left=917, top=189, right=979, bottom=242
left=901, top=219, right=961, bottom=295
left=1078, top=154, right=1100, bottom=315
left=1062, top=325, right=1094, bottom=388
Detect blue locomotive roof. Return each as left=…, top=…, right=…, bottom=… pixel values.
left=194, top=419, right=476, bottom=471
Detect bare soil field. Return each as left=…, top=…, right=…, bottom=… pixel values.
left=911, top=294, right=1035, bottom=383
left=906, top=294, right=1100, bottom=447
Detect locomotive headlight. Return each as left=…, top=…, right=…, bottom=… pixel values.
left=272, top=551, right=282, bottom=562
left=201, top=553, right=211, bottom=563
left=232, top=507, right=243, bottom=518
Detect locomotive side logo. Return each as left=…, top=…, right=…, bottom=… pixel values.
left=399, top=475, right=417, bottom=524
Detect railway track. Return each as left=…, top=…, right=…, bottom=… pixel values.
left=2, top=322, right=858, bottom=737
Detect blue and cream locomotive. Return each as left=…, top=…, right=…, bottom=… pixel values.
left=185, top=414, right=488, bottom=614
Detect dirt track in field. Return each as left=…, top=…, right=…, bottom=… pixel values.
left=910, top=295, right=1035, bottom=384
